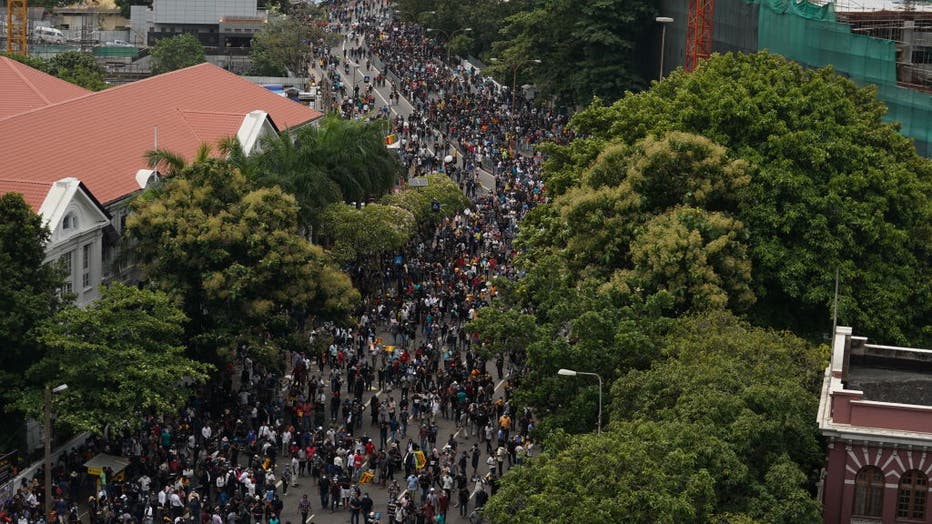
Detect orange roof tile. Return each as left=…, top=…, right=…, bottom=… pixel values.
left=180, top=110, right=250, bottom=144
left=0, top=56, right=90, bottom=119
left=0, top=178, right=53, bottom=211
left=0, top=63, right=322, bottom=206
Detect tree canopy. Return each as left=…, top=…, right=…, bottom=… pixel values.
left=47, top=51, right=108, bottom=91
left=150, top=34, right=206, bottom=75
left=242, top=116, right=402, bottom=237
left=485, top=0, right=655, bottom=106
left=482, top=312, right=825, bottom=523
left=538, top=51, right=932, bottom=346
left=472, top=51, right=932, bottom=523
left=14, top=284, right=211, bottom=434
left=126, top=158, right=359, bottom=363
left=0, top=193, right=64, bottom=388
left=379, top=173, right=471, bottom=227
left=1, top=51, right=108, bottom=91
left=250, top=8, right=336, bottom=76
left=320, top=203, right=416, bottom=265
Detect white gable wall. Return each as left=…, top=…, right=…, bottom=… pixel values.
left=39, top=178, right=110, bottom=308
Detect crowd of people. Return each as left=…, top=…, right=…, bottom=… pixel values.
left=2, top=1, right=569, bottom=523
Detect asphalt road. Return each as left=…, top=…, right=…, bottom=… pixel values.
left=310, top=33, right=497, bottom=194
left=280, top=17, right=508, bottom=524
left=272, top=370, right=507, bottom=524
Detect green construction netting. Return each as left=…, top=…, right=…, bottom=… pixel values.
left=754, top=0, right=932, bottom=155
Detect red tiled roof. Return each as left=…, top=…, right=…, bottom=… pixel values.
left=0, top=63, right=322, bottom=206
left=0, top=56, right=90, bottom=119
left=0, top=178, right=53, bottom=211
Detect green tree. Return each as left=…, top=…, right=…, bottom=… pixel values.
left=483, top=424, right=725, bottom=523
left=150, top=33, right=206, bottom=75
left=47, top=51, right=108, bottom=91
left=249, top=9, right=335, bottom=77
left=379, top=174, right=470, bottom=227
left=2, top=51, right=107, bottom=91
left=486, top=0, right=655, bottom=107
left=15, top=283, right=211, bottom=434
left=552, top=51, right=932, bottom=345
left=126, top=159, right=359, bottom=363
left=611, top=311, right=825, bottom=520
left=145, top=143, right=213, bottom=176
left=0, top=193, right=64, bottom=388
left=320, top=203, right=416, bottom=265
left=484, top=312, right=825, bottom=523
left=624, top=206, right=754, bottom=314
left=395, top=0, right=531, bottom=59
left=247, top=116, right=402, bottom=235
left=466, top=307, right=536, bottom=361
left=0, top=51, right=51, bottom=74
left=518, top=132, right=752, bottom=315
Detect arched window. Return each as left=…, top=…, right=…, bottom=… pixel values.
left=854, top=466, right=885, bottom=517
left=898, top=469, right=928, bottom=519
left=62, top=213, right=78, bottom=230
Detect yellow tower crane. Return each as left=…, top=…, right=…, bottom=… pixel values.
left=6, top=0, right=29, bottom=55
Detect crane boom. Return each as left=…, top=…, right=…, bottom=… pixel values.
left=685, top=0, right=714, bottom=71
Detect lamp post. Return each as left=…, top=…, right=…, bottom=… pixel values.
left=425, top=27, right=473, bottom=64
left=490, top=57, right=541, bottom=156
left=44, top=383, right=68, bottom=520
left=656, top=16, right=674, bottom=81
left=557, top=368, right=602, bottom=434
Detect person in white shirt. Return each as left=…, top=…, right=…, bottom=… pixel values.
left=281, top=430, right=291, bottom=455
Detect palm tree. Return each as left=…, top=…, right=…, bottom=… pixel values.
left=245, top=116, right=401, bottom=239
left=144, top=142, right=212, bottom=176
left=295, top=116, right=399, bottom=203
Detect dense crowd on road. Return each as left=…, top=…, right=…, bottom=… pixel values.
left=2, top=1, right=563, bottom=524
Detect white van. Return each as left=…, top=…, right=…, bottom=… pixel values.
left=35, top=26, right=66, bottom=44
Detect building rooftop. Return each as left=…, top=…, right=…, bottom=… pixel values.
left=0, top=56, right=90, bottom=120
left=0, top=62, right=321, bottom=207
left=819, top=326, right=932, bottom=444
left=846, top=361, right=932, bottom=405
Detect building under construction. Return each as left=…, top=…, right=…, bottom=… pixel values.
left=838, top=5, right=932, bottom=91
left=660, top=0, right=932, bottom=156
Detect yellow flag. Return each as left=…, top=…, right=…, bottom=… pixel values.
left=413, top=450, right=427, bottom=470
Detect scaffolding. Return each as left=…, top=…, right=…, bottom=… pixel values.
left=6, top=0, right=28, bottom=54
left=837, top=10, right=932, bottom=91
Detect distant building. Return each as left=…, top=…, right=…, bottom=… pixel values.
left=132, top=0, right=268, bottom=48
left=818, top=325, right=932, bottom=523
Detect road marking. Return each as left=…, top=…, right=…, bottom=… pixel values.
left=305, top=514, right=315, bottom=524
left=364, top=388, right=383, bottom=409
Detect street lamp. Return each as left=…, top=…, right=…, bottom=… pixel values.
left=489, top=57, right=541, bottom=155
left=557, top=369, right=602, bottom=434
left=45, top=383, right=68, bottom=519
left=426, top=27, right=473, bottom=63
left=656, top=16, right=674, bottom=81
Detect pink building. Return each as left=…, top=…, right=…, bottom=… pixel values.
left=819, top=326, right=932, bottom=523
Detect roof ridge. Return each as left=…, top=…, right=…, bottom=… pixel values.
left=2, top=56, right=54, bottom=106
left=0, top=63, right=221, bottom=124
left=0, top=177, right=50, bottom=185
left=176, top=106, right=219, bottom=145
left=100, top=62, right=218, bottom=95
